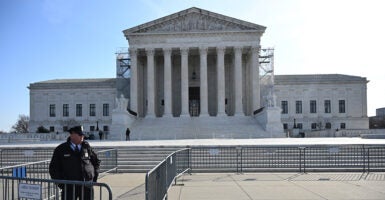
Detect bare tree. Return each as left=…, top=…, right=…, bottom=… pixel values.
left=12, top=115, right=29, bottom=133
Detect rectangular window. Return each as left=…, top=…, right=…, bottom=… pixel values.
left=103, top=104, right=109, bottom=116
left=295, top=101, right=302, bottom=114
left=324, top=100, right=331, bottom=113
left=339, top=100, right=346, bottom=113
left=63, top=104, right=69, bottom=117
left=49, top=104, right=56, bottom=117
left=103, top=126, right=109, bottom=132
left=340, top=123, right=346, bottom=129
left=297, top=123, right=303, bottom=129
left=310, top=100, right=317, bottom=113
left=63, top=126, right=68, bottom=132
left=76, top=104, right=82, bottom=117
left=325, top=122, right=331, bottom=129
left=89, top=104, right=96, bottom=116
left=311, top=123, right=317, bottom=130
left=281, top=101, right=288, bottom=114
left=49, top=126, right=55, bottom=132
left=90, top=126, right=95, bottom=131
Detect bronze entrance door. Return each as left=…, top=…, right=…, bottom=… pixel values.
left=189, top=87, right=200, bottom=116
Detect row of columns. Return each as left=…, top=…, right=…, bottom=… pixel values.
left=129, top=46, right=260, bottom=117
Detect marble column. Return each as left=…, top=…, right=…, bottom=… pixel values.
left=217, top=46, right=226, bottom=116
left=251, top=46, right=260, bottom=112
left=146, top=48, right=155, bottom=117
left=199, top=47, right=208, bottom=116
left=234, top=46, right=243, bottom=116
left=180, top=47, right=189, bottom=116
left=163, top=48, right=172, bottom=117
left=129, top=48, right=137, bottom=113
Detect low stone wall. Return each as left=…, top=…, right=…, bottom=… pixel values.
left=0, top=133, right=68, bottom=143
left=305, top=129, right=385, bottom=138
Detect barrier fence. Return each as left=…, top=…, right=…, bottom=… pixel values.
left=0, top=175, right=113, bottom=200
left=145, top=148, right=190, bottom=200
left=189, top=145, right=385, bottom=173
left=0, top=148, right=117, bottom=199
left=0, top=148, right=118, bottom=174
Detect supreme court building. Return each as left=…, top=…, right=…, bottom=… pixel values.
left=29, top=7, right=369, bottom=140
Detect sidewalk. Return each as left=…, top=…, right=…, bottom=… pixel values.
left=167, top=173, right=385, bottom=200
left=98, top=173, right=146, bottom=200
left=97, top=172, right=385, bottom=200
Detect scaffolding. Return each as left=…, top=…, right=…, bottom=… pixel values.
left=259, top=48, right=275, bottom=107
left=116, top=47, right=131, bottom=99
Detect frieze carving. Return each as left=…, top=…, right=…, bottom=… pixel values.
left=134, top=13, right=253, bottom=33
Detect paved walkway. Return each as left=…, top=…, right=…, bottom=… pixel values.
left=167, top=173, right=385, bottom=200
left=97, top=172, right=385, bottom=200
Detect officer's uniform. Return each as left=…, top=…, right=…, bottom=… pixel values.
left=49, top=126, right=100, bottom=200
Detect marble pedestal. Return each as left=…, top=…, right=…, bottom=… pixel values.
left=110, top=110, right=135, bottom=140
left=255, top=107, right=285, bottom=138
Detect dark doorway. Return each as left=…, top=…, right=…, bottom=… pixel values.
left=189, top=87, right=200, bottom=116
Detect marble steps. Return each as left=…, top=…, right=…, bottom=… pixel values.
left=130, top=116, right=270, bottom=140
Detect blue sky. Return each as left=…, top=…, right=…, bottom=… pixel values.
left=0, top=0, right=384, bottom=132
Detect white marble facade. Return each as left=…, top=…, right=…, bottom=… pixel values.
left=274, top=74, right=369, bottom=132
left=28, top=79, right=116, bottom=134
left=124, top=7, right=265, bottom=118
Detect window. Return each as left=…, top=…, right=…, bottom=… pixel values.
left=311, top=123, right=317, bottom=130
left=49, top=126, right=55, bottom=132
left=297, top=123, right=303, bottom=129
left=76, top=104, right=82, bottom=117
left=324, top=100, right=331, bottom=113
left=103, top=104, right=109, bottom=116
left=281, top=101, right=288, bottom=114
left=103, top=126, right=109, bottom=132
left=310, top=100, right=317, bottom=113
left=90, top=126, right=95, bottom=131
left=49, top=104, right=56, bottom=117
left=340, top=123, right=346, bottom=129
left=339, top=100, right=346, bottom=113
left=295, top=101, right=302, bottom=114
left=63, top=126, right=68, bottom=132
left=63, top=104, right=69, bottom=117
left=283, top=123, right=288, bottom=130
left=90, top=104, right=96, bottom=116
left=325, top=122, right=331, bottom=129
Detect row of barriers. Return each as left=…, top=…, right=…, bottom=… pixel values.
left=0, top=148, right=117, bottom=200
left=189, top=145, right=385, bottom=173
left=144, top=145, right=385, bottom=200
left=0, top=145, right=384, bottom=199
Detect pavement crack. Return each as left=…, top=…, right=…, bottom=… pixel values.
left=229, top=174, right=254, bottom=200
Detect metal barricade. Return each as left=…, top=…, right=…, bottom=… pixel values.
left=0, top=148, right=53, bottom=168
left=97, top=149, right=118, bottom=174
left=145, top=148, right=190, bottom=200
left=0, top=159, right=50, bottom=179
left=0, top=148, right=118, bottom=175
left=188, top=145, right=385, bottom=173
left=0, top=175, right=112, bottom=200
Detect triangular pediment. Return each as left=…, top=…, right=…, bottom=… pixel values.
left=124, top=7, right=266, bottom=34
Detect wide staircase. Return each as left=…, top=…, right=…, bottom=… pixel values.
left=130, top=116, right=270, bottom=140
left=116, top=146, right=181, bottom=173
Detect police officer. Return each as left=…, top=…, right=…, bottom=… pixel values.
left=49, top=125, right=101, bottom=200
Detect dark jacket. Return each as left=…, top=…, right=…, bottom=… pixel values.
left=49, top=138, right=101, bottom=182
